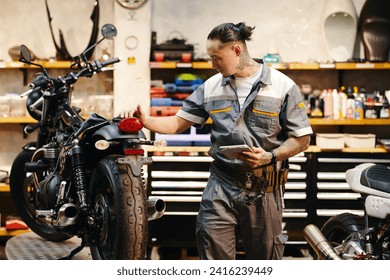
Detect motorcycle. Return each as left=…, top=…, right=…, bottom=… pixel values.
left=304, top=162, right=390, bottom=260
left=9, top=23, right=166, bottom=260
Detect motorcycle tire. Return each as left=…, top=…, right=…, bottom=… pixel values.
left=320, top=212, right=365, bottom=258
left=89, top=155, right=148, bottom=260
left=9, top=149, right=71, bottom=241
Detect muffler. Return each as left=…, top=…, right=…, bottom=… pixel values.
left=147, top=198, right=166, bottom=221
left=303, top=224, right=342, bottom=260
left=55, top=203, right=79, bottom=227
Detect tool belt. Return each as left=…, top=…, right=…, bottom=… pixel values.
left=214, top=161, right=289, bottom=204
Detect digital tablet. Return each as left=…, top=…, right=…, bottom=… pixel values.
left=220, top=144, right=253, bottom=159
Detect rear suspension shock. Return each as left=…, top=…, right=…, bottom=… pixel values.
left=69, top=143, right=88, bottom=210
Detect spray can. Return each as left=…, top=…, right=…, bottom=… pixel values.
left=355, top=95, right=364, bottom=120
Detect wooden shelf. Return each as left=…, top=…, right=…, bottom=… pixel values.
left=0, top=61, right=71, bottom=69
left=146, top=146, right=210, bottom=153
left=336, top=62, right=390, bottom=70
left=0, top=184, right=10, bottom=192
left=0, top=227, right=30, bottom=237
left=0, top=116, right=36, bottom=124
left=4, top=116, right=388, bottom=126
left=309, top=118, right=390, bottom=125
left=149, top=61, right=390, bottom=70
left=146, top=145, right=387, bottom=154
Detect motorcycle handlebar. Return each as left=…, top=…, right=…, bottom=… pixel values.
left=20, top=57, right=121, bottom=98
left=20, top=86, right=41, bottom=98
left=30, top=73, right=49, bottom=88
left=100, top=57, right=121, bottom=68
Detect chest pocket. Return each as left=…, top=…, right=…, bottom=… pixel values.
left=249, top=100, right=280, bottom=134
left=208, top=100, right=235, bottom=124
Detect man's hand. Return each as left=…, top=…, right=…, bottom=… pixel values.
left=119, top=104, right=146, bottom=122
left=237, top=146, right=272, bottom=169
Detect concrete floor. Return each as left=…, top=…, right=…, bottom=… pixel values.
left=0, top=234, right=313, bottom=260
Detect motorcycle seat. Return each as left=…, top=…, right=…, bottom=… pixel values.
left=360, top=164, right=390, bottom=194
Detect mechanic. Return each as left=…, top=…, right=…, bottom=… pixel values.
left=122, top=22, right=312, bottom=259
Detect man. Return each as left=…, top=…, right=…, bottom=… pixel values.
left=122, top=22, right=312, bottom=259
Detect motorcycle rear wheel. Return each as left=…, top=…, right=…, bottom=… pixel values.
left=320, top=213, right=365, bottom=257
left=89, top=155, right=148, bottom=260
left=9, top=149, right=71, bottom=241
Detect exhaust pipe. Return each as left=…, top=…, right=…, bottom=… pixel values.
left=304, top=224, right=342, bottom=260
left=147, top=198, right=166, bottom=221
left=55, top=203, right=79, bottom=227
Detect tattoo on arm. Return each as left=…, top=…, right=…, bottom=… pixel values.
left=274, top=135, right=311, bottom=161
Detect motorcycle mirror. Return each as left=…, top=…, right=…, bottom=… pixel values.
left=19, top=44, right=49, bottom=76
left=75, top=24, right=118, bottom=66
left=101, top=24, right=117, bottom=40
left=19, top=44, right=32, bottom=63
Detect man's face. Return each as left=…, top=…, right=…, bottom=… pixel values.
left=206, top=39, right=240, bottom=77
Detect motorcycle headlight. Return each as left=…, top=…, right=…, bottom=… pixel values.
left=26, top=90, right=43, bottom=120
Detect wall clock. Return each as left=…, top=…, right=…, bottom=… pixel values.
left=116, top=0, right=148, bottom=9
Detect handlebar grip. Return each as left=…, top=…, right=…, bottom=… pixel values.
left=30, top=72, right=48, bottom=89
left=101, top=57, right=121, bottom=68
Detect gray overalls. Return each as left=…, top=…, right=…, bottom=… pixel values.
left=176, top=62, right=313, bottom=259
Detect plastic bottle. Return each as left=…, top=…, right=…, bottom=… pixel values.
left=346, top=86, right=355, bottom=119
left=323, top=89, right=333, bottom=119
left=339, top=87, right=347, bottom=119
left=380, top=96, right=389, bottom=118
left=311, top=98, right=323, bottom=118
left=353, top=86, right=364, bottom=120
left=332, top=89, right=339, bottom=119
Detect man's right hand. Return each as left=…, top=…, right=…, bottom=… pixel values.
left=119, top=104, right=146, bottom=122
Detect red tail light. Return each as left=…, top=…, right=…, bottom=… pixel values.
left=118, top=117, right=144, bottom=133
left=124, top=148, right=145, bottom=155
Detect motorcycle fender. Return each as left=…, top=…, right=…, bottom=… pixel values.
left=92, top=122, right=146, bottom=140
left=117, top=156, right=152, bottom=177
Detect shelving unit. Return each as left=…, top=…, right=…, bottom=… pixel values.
left=146, top=145, right=390, bottom=252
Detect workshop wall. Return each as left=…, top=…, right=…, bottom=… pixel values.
left=151, top=0, right=366, bottom=62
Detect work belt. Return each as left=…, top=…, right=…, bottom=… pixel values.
left=214, top=161, right=289, bottom=205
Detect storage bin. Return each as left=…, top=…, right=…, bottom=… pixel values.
left=8, top=94, right=26, bottom=117
left=0, top=96, right=10, bottom=117
left=345, top=133, right=376, bottom=148
left=316, top=133, right=345, bottom=149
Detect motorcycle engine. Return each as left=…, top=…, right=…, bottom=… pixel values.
left=38, top=173, right=61, bottom=209
left=381, top=236, right=390, bottom=260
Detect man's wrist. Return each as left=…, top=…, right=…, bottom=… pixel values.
left=269, top=150, right=277, bottom=165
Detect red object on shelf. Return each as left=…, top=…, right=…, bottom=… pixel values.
left=5, top=219, right=28, bottom=230
left=150, top=86, right=166, bottom=94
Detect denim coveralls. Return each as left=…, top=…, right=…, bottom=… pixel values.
left=176, top=62, right=313, bottom=259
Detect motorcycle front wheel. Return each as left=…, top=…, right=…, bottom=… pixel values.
left=89, top=155, right=148, bottom=260
left=9, top=149, right=71, bottom=241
